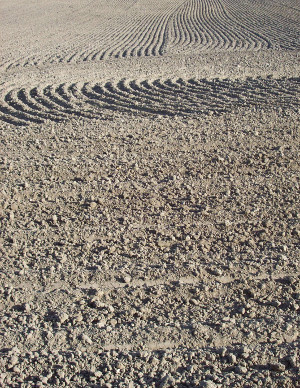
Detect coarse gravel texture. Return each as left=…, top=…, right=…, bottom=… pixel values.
left=1, top=108, right=299, bottom=387
left=1, top=0, right=300, bottom=387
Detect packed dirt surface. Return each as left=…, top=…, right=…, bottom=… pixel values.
left=0, top=0, right=299, bottom=387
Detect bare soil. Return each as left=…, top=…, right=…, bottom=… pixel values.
left=0, top=0, right=299, bottom=387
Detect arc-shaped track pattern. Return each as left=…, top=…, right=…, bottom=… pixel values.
left=2, top=0, right=183, bottom=71
left=167, top=0, right=271, bottom=52
left=0, top=77, right=299, bottom=126
left=1, top=0, right=299, bottom=71
left=222, top=0, right=300, bottom=50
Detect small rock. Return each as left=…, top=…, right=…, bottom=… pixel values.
left=199, top=381, right=217, bottom=388
left=235, top=365, right=247, bottom=374
left=269, top=362, right=285, bottom=372
left=97, top=319, right=106, bottom=328
left=23, top=303, right=31, bottom=313
left=122, top=275, right=131, bottom=283
left=286, top=355, right=297, bottom=368
left=211, top=268, right=222, bottom=276
left=81, top=334, right=92, bottom=344
left=58, top=312, right=69, bottom=323
left=243, top=288, right=255, bottom=298
left=237, top=305, right=246, bottom=314
left=8, top=356, right=18, bottom=368
left=240, top=346, right=250, bottom=359
left=228, top=353, right=237, bottom=364
left=11, top=203, right=18, bottom=211
left=90, top=201, right=97, bottom=209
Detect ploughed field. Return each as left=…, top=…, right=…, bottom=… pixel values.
left=0, top=0, right=299, bottom=387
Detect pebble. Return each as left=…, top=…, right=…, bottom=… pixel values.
left=269, top=363, right=285, bottom=372
left=23, top=303, right=31, bottom=313
left=8, top=356, right=18, bottom=368
left=58, top=312, right=69, bottom=323
left=81, top=334, right=93, bottom=344
left=200, top=381, right=217, bottom=388
left=228, top=353, right=237, bottom=364
left=235, top=365, right=247, bottom=374
left=122, top=275, right=131, bottom=283
left=211, top=268, right=223, bottom=276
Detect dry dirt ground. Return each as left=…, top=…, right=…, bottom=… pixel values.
left=0, top=0, right=299, bottom=387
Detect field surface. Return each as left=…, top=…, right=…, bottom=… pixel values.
left=0, top=0, right=299, bottom=387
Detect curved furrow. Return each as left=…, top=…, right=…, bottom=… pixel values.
left=189, top=79, right=258, bottom=108
left=123, top=79, right=231, bottom=114
left=185, top=79, right=249, bottom=103
left=60, top=0, right=182, bottom=63
left=162, top=79, right=229, bottom=111
left=41, top=84, right=97, bottom=120
left=184, top=0, right=213, bottom=50
left=167, top=0, right=272, bottom=53
left=29, top=87, right=68, bottom=118
left=95, top=20, right=144, bottom=60
left=96, top=81, right=177, bottom=116
left=120, top=0, right=184, bottom=58
left=202, top=0, right=249, bottom=50
left=55, top=84, right=102, bottom=119
left=161, top=78, right=218, bottom=102
left=0, top=97, right=39, bottom=125
left=83, top=18, right=144, bottom=60
left=213, top=0, right=271, bottom=50
left=0, top=112, right=28, bottom=126
left=194, top=0, right=257, bottom=50
left=43, top=85, right=78, bottom=111
left=169, top=1, right=189, bottom=48
left=187, top=79, right=261, bottom=109
left=196, top=0, right=227, bottom=50
left=206, top=0, right=263, bottom=50
left=4, top=90, right=48, bottom=123
left=16, top=88, right=66, bottom=122
left=107, top=14, right=156, bottom=59
left=173, top=0, right=197, bottom=49
left=149, top=79, right=205, bottom=111
left=135, top=14, right=167, bottom=57
left=6, top=55, right=35, bottom=72
left=81, top=82, right=139, bottom=113
left=118, top=79, right=196, bottom=114
left=31, top=85, right=95, bottom=121
left=141, top=8, right=175, bottom=57
left=66, top=83, right=105, bottom=119
left=0, top=90, right=44, bottom=124
left=221, top=0, right=295, bottom=49
left=168, top=0, right=225, bottom=51
left=1, top=77, right=299, bottom=126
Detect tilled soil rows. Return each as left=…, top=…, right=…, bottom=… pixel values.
left=1, top=0, right=299, bottom=386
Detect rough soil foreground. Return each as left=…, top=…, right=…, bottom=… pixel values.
left=0, top=0, right=300, bottom=387
left=1, top=109, right=299, bottom=387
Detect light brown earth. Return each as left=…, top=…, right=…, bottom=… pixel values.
left=0, top=0, right=299, bottom=387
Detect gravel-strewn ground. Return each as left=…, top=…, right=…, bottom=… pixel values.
left=1, top=0, right=299, bottom=386
left=0, top=107, right=299, bottom=387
